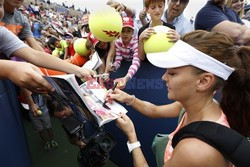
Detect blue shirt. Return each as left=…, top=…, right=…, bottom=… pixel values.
left=32, top=21, right=41, bottom=39
left=162, top=12, right=193, bottom=35
left=195, top=1, right=243, bottom=31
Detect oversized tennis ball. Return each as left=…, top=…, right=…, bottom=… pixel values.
left=73, top=38, right=90, bottom=56
left=144, top=26, right=175, bottom=53
left=37, top=110, right=42, bottom=116
left=89, top=6, right=122, bottom=42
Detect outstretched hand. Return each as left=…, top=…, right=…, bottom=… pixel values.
left=9, top=62, right=54, bottom=93
left=77, top=67, right=96, bottom=80
left=114, top=77, right=128, bottom=89
left=108, top=1, right=126, bottom=13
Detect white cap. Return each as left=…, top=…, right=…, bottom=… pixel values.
left=147, top=40, right=235, bottom=80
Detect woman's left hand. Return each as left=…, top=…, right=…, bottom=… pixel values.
left=116, top=112, right=136, bottom=138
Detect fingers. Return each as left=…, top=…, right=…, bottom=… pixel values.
left=139, top=9, right=147, bottom=19
left=30, top=71, right=55, bottom=92
left=110, top=2, right=123, bottom=13
left=140, top=28, right=156, bottom=40
left=80, top=68, right=95, bottom=80
left=167, top=30, right=180, bottom=42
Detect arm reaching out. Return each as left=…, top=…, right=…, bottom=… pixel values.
left=0, top=60, right=54, bottom=93
left=12, top=47, right=95, bottom=80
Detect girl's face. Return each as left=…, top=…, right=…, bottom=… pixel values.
left=146, top=1, right=165, bottom=21
left=0, top=0, right=4, bottom=21
left=121, top=27, right=134, bottom=44
left=231, top=0, right=244, bottom=13
left=162, top=66, right=200, bottom=102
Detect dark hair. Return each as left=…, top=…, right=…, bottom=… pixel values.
left=46, top=98, right=67, bottom=116
left=47, top=36, right=59, bottom=50
left=181, top=30, right=250, bottom=137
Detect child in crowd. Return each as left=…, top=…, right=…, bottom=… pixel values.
left=138, top=0, right=180, bottom=61
left=24, top=92, right=58, bottom=151
left=48, top=36, right=69, bottom=59
left=105, top=16, right=140, bottom=89
left=64, top=32, right=75, bottom=58
left=87, top=32, right=115, bottom=74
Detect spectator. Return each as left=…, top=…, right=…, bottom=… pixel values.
left=162, top=0, right=193, bottom=35
left=195, top=0, right=250, bottom=45
left=105, top=16, right=140, bottom=89
left=64, top=32, right=75, bottom=58
left=81, top=14, right=90, bottom=38
left=226, top=0, right=250, bottom=27
left=23, top=92, right=58, bottom=151
left=137, top=0, right=179, bottom=61
left=107, top=30, right=250, bottom=166
left=139, top=0, right=193, bottom=35
left=31, top=19, right=42, bottom=39
left=48, top=36, right=69, bottom=59
left=0, top=0, right=44, bottom=52
left=227, top=0, right=245, bottom=17
left=87, top=32, right=115, bottom=74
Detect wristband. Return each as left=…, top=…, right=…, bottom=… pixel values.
left=126, top=95, right=135, bottom=106
left=127, top=141, right=141, bottom=153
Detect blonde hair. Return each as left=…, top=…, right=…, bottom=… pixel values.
left=226, top=0, right=245, bottom=18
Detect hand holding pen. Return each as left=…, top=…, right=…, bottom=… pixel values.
left=104, top=82, right=118, bottom=104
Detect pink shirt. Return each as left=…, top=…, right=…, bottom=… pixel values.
left=164, top=111, right=230, bottom=162
left=113, top=36, right=140, bottom=79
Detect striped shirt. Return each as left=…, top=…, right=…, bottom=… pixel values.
left=113, top=36, right=140, bottom=79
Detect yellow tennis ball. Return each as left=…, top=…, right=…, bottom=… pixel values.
left=89, top=6, right=122, bottom=42
left=144, top=26, right=175, bottom=54
left=36, top=110, right=42, bottom=116
left=73, top=38, right=90, bottom=56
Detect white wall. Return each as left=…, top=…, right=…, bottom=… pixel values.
left=184, top=0, right=208, bottom=20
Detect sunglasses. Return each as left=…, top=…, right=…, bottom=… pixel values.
left=171, top=0, right=189, bottom=5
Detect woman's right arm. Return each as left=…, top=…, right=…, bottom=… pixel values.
left=107, top=89, right=182, bottom=118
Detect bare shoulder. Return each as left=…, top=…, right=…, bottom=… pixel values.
left=164, top=138, right=230, bottom=167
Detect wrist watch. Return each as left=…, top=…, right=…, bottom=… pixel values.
left=127, top=141, right=141, bottom=153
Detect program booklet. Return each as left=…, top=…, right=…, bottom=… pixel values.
left=44, top=74, right=128, bottom=127
left=82, top=51, right=102, bottom=70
